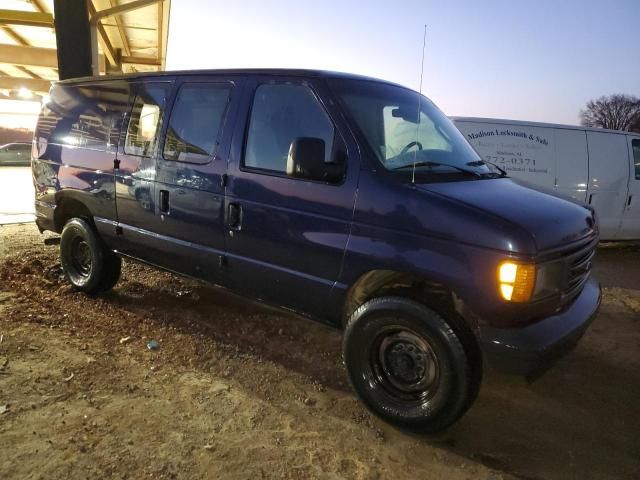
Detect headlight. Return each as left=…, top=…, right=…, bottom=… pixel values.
left=498, top=261, right=536, bottom=302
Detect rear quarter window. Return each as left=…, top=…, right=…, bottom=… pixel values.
left=35, top=80, right=130, bottom=153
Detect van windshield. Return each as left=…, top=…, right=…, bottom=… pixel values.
left=330, top=79, right=493, bottom=177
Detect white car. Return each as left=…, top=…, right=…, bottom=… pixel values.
left=453, top=117, right=640, bottom=240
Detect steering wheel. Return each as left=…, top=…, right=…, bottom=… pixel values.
left=400, top=141, right=423, bottom=156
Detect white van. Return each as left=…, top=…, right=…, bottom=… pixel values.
left=453, top=117, right=640, bottom=241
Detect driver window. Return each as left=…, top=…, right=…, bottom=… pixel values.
left=244, top=84, right=334, bottom=173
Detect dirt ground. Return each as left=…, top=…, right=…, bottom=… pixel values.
left=0, top=224, right=638, bottom=480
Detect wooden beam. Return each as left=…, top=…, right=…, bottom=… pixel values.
left=0, top=44, right=105, bottom=71
left=25, top=1, right=59, bottom=80
left=15, top=66, right=40, bottom=80
left=0, top=44, right=57, bottom=68
left=157, top=1, right=163, bottom=63
left=30, top=0, right=49, bottom=14
left=0, top=25, right=45, bottom=79
left=0, top=75, right=51, bottom=94
left=1, top=24, right=30, bottom=45
left=92, top=0, right=160, bottom=21
left=0, top=9, right=53, bottom=28
left=121, top=55, right=161, bottom=66
left=88, top=2, right=118, bottom=68
left=107, top=0, right=131, bottom=57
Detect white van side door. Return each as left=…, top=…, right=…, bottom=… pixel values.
left=619, top=136, right=640, bottom=239
left=555, top=129, right=588, bottom=202
left=586, top=131, right=629, bottom=239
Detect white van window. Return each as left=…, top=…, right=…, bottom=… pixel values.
left=633, top=139, right=640, bottom=180
left=125, top=84, right=170, bottom=158
left=244, top=84, right=334, bottom=173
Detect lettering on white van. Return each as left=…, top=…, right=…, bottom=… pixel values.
left=467, top=129, right=548, bottom=146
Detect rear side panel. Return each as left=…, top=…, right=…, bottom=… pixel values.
left=32, top=80, right=131, bottom=239
left=586, top=131, right=629, bottom=239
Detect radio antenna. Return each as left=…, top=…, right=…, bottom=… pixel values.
left=411, top=24, right=427, bottom=185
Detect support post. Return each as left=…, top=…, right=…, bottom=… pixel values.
left=53, top=0, right=93, bottom=79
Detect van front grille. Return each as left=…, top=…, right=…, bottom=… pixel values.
left=561, top=238, right=597, bottom=301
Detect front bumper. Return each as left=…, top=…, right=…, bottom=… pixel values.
left=478, top=277, right=601, bottom=377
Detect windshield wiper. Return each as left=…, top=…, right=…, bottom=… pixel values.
left=466, top=160, right=507, bottom=177
left=392, top=161, right=481, bottom=178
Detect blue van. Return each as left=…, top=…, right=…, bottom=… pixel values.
left=32, top=69, right=601, bottom=432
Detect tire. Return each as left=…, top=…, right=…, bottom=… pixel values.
left=343, top=296, right=481, bottom=433
left=96, top=250, right=122, bottom=292
left=59, top=218, right=121, bottom=294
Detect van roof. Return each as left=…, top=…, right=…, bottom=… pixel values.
left=452, top=116, right=640, bottom=137
left=54, top=68, right=404, bottom=88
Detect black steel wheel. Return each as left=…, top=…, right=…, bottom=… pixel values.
left=343, top=296, right=481, bottom=433
left=371, top=327, right=441, bottom=403
left=70, top=238, right=93, bottom=277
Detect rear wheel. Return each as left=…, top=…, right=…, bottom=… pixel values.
left=60, top=218, right=121, bottom=294
left=343, top=296, right=480, bottom=433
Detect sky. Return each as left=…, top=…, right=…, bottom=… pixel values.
left=166, top=0, right=640, bottom=125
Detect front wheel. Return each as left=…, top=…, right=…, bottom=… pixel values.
left=60, top=218, right=121, bottom=294
left=343, top=296, right=480, bottom=433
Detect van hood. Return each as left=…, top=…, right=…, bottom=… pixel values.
left=419, top=178, right=596, bottom=252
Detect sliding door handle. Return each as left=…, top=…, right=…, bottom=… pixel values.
left=227, top=202, right=242, bottom=230
left=159, top=190, right=170, bottom=213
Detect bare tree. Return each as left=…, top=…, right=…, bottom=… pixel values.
left=580, top=94, right=640, bottom=132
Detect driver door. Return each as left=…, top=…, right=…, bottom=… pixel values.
left=224, top=77, right=360, bottom=320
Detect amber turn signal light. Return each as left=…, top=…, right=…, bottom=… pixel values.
left=498, top=261, right=536, bottom=302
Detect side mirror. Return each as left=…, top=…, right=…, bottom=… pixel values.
left=286, top=137, right=327, bottom=181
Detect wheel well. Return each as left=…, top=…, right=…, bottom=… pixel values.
left=342, top=269, right=483, bottom=382
left=54, top=197, right=94, bottom=232
left=342, top=270, right=476, bottom=331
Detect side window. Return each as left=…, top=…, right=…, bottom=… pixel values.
left=163, top=83, right=231, bottom=163
left=125, top=84, right=170, bottom=157
left=633, top=139, right=640, bottom=180
left=38, top=81, right=130, bottom=152
left=244, top=84, right=334, bottom=173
